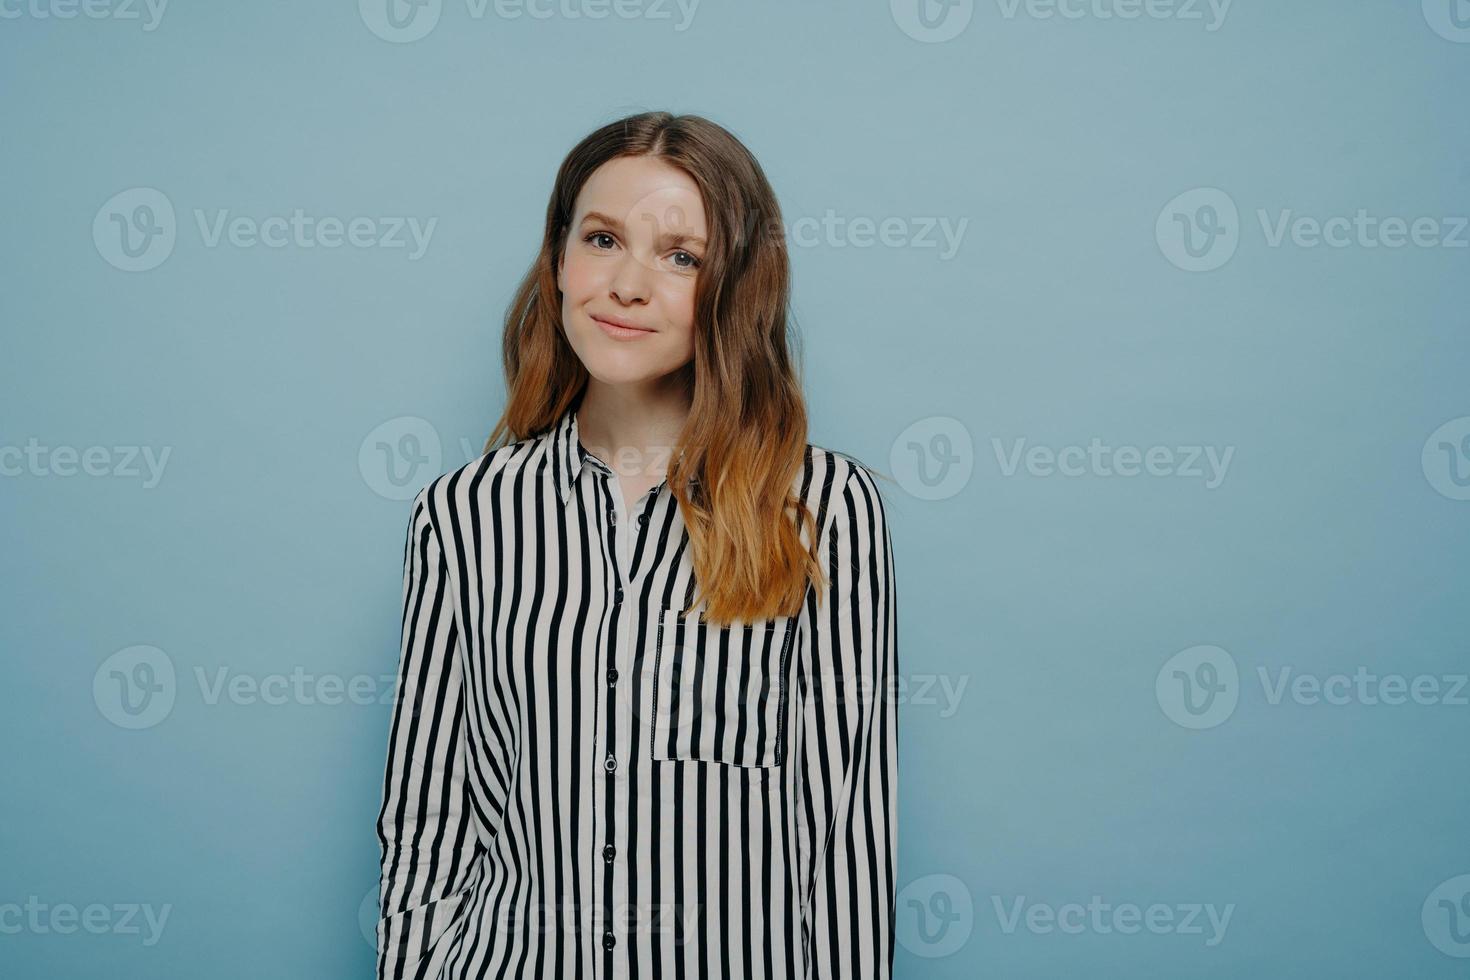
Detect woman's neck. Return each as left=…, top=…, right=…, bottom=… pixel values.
left=575, top=378, right=692, bottom=479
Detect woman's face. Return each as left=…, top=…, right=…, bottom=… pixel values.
left=557, top=155, right=708, bottom=386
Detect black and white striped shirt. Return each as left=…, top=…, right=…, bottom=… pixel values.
left=375, top=400, right=898, bottom=980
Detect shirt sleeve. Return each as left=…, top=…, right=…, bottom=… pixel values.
left=375, top=485, right=484, bottom=980
left=800, top=465, right=899, bottom=979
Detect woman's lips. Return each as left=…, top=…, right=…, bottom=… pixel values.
left=592, top=315, right=656, bottom=340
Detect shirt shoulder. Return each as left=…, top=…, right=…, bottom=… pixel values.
left=797, top=443, right=889, bottom=543
left=411, top=432, right=553, bottom=541
left=800, top=442, right=887, bottom=495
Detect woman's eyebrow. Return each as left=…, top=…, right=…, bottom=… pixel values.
left=579, top=209, right=706, bottom=249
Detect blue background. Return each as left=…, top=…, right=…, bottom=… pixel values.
left=3, top=1, right=1469, bottom=977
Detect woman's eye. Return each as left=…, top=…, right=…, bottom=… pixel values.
left=586, top=232, right=697, bottom=270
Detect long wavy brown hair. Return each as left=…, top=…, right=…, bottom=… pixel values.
left=480, top=110, right=829, bottom=626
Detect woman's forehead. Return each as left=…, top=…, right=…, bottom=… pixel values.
left=574, top=157, right=708, bottom=234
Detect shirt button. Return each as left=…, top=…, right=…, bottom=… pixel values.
left=637, top=513, right=647, bottom=527
left=602, top=931, right=615, bottom=950
left=604, top=755, right=616, bottom=772
left=603, top=844, right=616, bottom=862
left=614, top=587, right=624, bottom=605
left=606, top=668, right=618, bottom=685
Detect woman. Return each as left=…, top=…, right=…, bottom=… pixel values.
left=375, top=110, right=898, bottom=980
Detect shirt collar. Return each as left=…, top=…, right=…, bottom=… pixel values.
left=549, top=402, right=698, bottom=507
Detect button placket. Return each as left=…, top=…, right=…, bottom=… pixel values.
left=596, top=475, right=660, bottom=975
left=600, top=472, right=633, bottom=972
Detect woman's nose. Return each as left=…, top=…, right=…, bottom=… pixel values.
left=608, top=251, right=653, bottom=304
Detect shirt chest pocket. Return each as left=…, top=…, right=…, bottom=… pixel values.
left=647, top=606, right=798, bottom=768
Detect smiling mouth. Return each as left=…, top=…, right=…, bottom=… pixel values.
left=591, top=315, right=656, bottom=339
